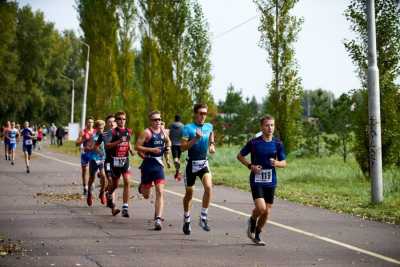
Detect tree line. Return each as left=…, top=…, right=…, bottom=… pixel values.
left=1, top=0, right=399, bottom=176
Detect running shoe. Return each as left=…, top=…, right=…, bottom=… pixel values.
left=106, top=192, right=114, bottom=209
left=154, top=217, right=163, bottom=231
left=83, top=187, right=88, bottom=196
left=247, top=217, right=256, bottom=240
left=254, top=231, right=266, bottom=246
left=11, top=161, right=14, bottom=165
left=183, top=221, right=191, bottom=235
left=99, top=192, right=106, bottom=205
left=121, top=208, right=130, bottom=218
left=112, top=208, right=120, bottom=216
left=26, top=167, right=30, bottom=174
left=199, top=217, right=210, bottom=232
left=86, top=191, right=93, bottom=206
left=174, top=171, right=182, bottom=181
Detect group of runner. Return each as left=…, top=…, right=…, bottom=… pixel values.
left=1, top=121, right=45, bottom=173
left=1, top=103, right=287, bottom=245
left=74, top=103, right=287, bottom=245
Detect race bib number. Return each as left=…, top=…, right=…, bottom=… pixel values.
left=106, top=162, right=111, bottom=171
left=9, top=139, right=16, bottom=144
left=95, top=160, right=104, bottom=165
left=254, top=169, right=273, bottom=183
left=24, top=139, right=32, bottom=145
left=192, top=160, right=208, bottom=173
left=113, top=157, right=127, bottom=167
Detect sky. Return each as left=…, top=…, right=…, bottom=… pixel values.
left=18, top=0, right=361, bottom=102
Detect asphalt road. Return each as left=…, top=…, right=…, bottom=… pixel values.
left=0, top=148, right=399, bottom=267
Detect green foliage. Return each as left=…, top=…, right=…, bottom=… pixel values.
left=255, top=0, right=304, bottom=153
left=344, top=0, right=400, bottom=174
left=216, top=84, right=261, bottom=145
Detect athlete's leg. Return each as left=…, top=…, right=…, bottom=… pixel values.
left=122, top=172, right=130, bottom=205
left=183, top=186, right=193, bottom=213
left=141, top=185, right=151, bottom=199
left=154, top=182, right=164, bottom=218
left=201, top=173, right=213, bottom=209
left=81, top=165, right=88, bottom=193
left=256, top=203, right=272, bottom=231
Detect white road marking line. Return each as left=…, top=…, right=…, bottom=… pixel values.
left=33, top=151, right=400, bottom=265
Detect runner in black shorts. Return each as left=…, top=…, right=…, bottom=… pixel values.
left=103, top=114, right=117, bottom=207
left=169, top=115, right=184, bottom=180
left=237, top=115, right=287, bottom=246
left=105, top=111, right=134, bottom=218
left=181, top=104, right=216, bottom=235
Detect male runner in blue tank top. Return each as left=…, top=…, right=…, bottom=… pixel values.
left=3, top=121, right=11, bottom=161
left=237, top=115, right=287, bottom=246
left=181, top=103, right=216, bottom=235
left=21, top=121, right=34, bottom=173
left=135, top=110, right=171, bottom=230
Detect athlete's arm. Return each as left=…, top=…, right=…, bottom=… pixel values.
left=134, top=130, right=160, bottom=154
left=163, top=131, right=172, bottom=168
left=105, top=138, right=122, bottom=149
left=209, top=131, right=216, bottom=154
left=129, top=142, right=135, bottom=156
left=181, top=128, right=202, bottom=151
left=75, top=132, right=83, bottom=146
left=270, top=159, right=287, bottom=168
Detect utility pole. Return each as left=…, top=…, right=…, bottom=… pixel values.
left=275, top=0, right=279, bottom=96
left=80, top=40, right=90, bottom=130
left=367, top=0, right=383, bottom=203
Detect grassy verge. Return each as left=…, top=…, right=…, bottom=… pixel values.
left=48, top=142, right=400, bottom=224
left=209, top=146, right=400, bottom=225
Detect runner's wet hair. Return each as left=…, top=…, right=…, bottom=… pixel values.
left=115, top=111, right=126, bottom=118
left=148, top=110, right=161, bottom=119
left=105, top=114, right=115, bottom=122
left=95, top=120, right=105, bottom=128
left=194, top=103, right=208, bottom=113
left=260, top=115, right=275, bottom=125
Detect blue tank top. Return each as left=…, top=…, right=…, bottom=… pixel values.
left=182, top=122, right=213, bottom=160
left=21, top=128, right=33, bottom=143
left=144, top=128, right=165, bottom=158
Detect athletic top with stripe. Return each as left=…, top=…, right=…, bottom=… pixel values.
left=7, top=128, right=18, bottom=144
left=182, top=122, right=213, bottom=161
left=109, top=127, right=132, bottom=158
left=89, top=132, right=105, bottom=161
left=239, top=137, right=286, bottom=188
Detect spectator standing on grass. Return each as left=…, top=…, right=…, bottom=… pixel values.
left=50, top=123, right=57, bottom=145
left=56, top=125, right=65, bottom=146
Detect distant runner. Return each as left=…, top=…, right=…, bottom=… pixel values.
left=21, top=121, right=34, bottom=173
left=169, top=115, right=184, bottom=180
left=7, top=121, right=19, bottom=166
left=237, top=115, right=287, bottom=246
left=76, top=117, right=95, bottom=195
left=3, top=121, right=11, bottom=160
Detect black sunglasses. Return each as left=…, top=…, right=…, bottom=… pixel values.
left=151, top=118, right=162, bottom=122
left=116, top=117, right=126, bottom=121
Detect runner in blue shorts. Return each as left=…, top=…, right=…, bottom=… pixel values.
left=21, top=121, right=34, bottom=173
left=86, top=120, right=107, bottom=207
left=237, top=115, right=287, bottom=246
left=76, top=117, right=95, bottom=195
left=3, top=121, right=11, bottom=161
left=7, top=122, right=19, bottom=166
left=181, top=103, right=216, bottom=235
left=135, top=110, right=171, bottom=230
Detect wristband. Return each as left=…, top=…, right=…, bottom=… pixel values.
left=247, top=163, right=252, bottom=170
left=210, top=141, right=215, bottom=145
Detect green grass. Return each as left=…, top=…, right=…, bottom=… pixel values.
left=49, top=142, right=400, bottom=224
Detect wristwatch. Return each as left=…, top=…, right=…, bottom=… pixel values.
left=247, top=163, right=252, bottom=170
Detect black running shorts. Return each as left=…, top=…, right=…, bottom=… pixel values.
left=250, top=185, right=275, bottom=204
left=184, top=160, right=210, bottom=187
left=171, top=145, right=181, bottom=159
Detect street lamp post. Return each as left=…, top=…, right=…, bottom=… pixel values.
left=367, top=0, right=383, bottom=203
left=60, top=74, right=75, bottom=124
left=80, top=40, right=90, bottom=130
